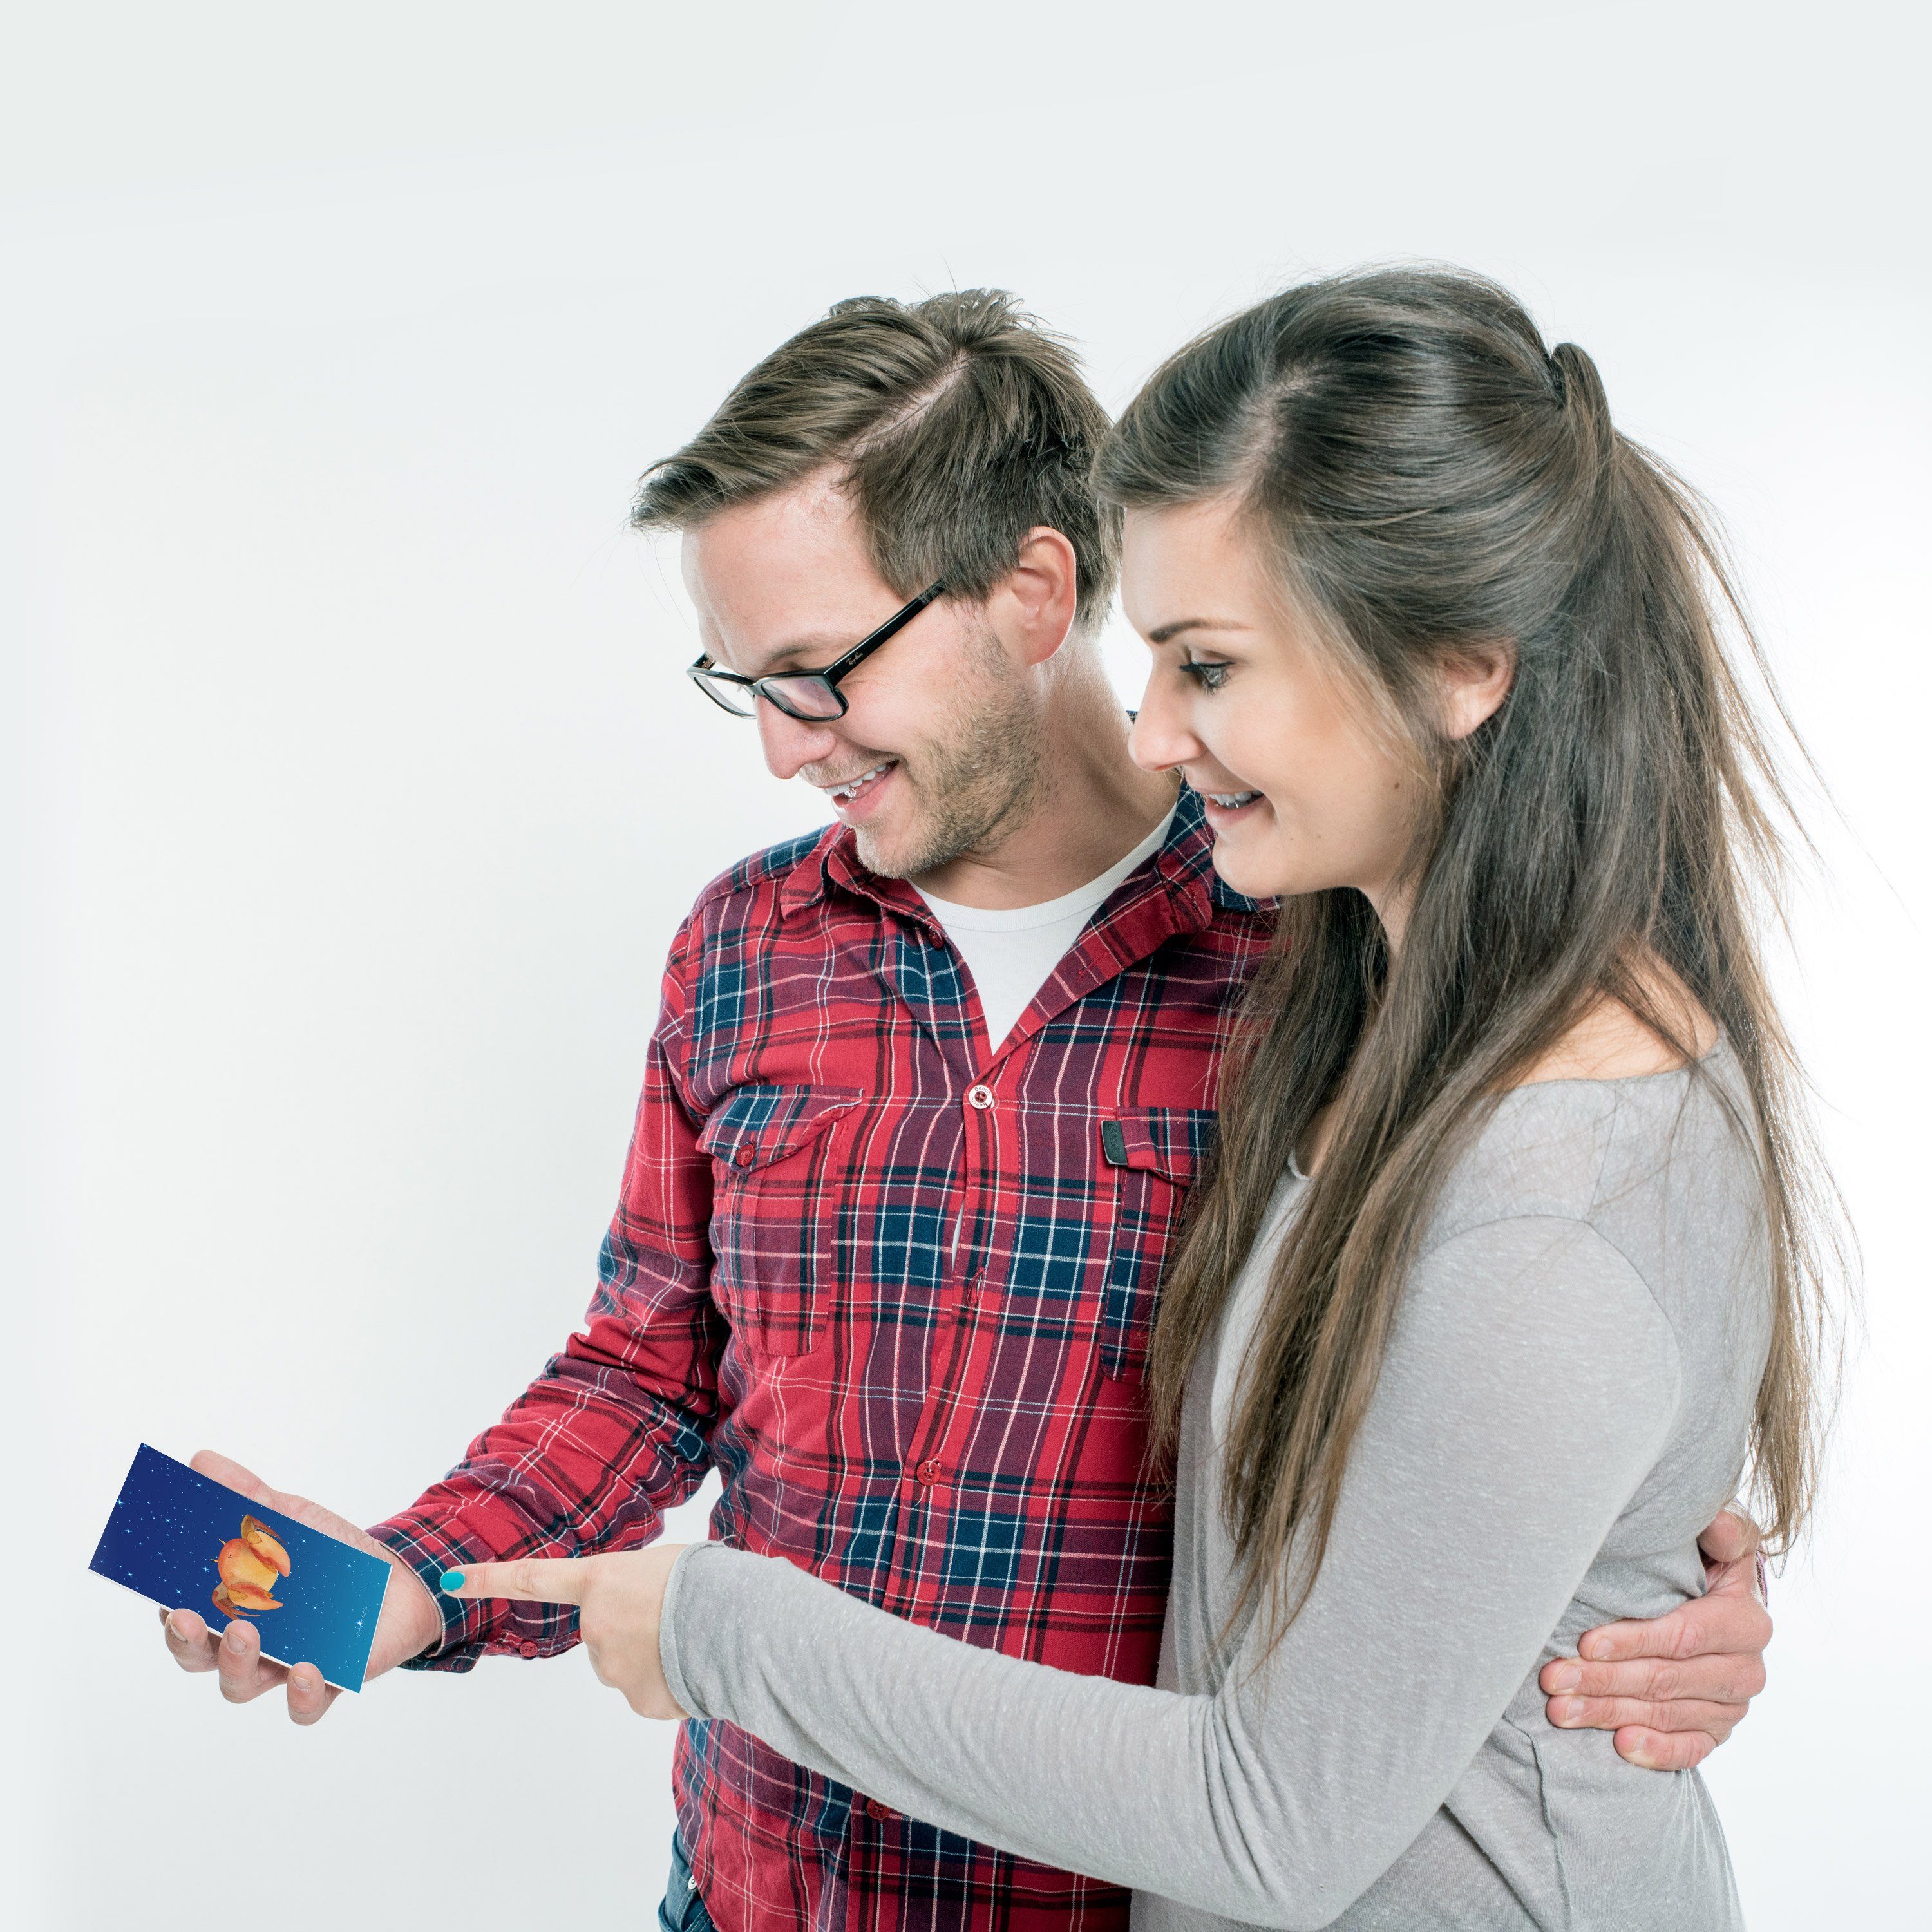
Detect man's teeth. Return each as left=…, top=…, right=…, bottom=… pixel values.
left=1207, top=790, right=1260, bottom=808
left=828, top=761, right=894, bottom=801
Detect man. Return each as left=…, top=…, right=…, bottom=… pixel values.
left=164, top=290, right=1772, bottom=1932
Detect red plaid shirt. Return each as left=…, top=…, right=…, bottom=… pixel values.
left=373, top=790, right=1271, bottom=1931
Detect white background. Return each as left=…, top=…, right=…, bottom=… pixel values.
left=6, top=3, right=1927, bottom=1925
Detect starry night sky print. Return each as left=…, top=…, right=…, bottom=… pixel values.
left=89, top=1444, right=390, bottom=1690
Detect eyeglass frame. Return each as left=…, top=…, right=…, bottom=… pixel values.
left=686, top=581, right=947, bottom=721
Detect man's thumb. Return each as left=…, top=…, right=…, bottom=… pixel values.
left=191, top=1448, right=278, bottom=1507
left=1696, top=1507, right=1760, bottom=1567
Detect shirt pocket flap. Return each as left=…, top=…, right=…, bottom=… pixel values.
left=699, top=1085, right=864, bottom=1175
left=1099, top=1107, right=1215, bottom=1184
left=1095, top=1106, right=1217, bottom=1383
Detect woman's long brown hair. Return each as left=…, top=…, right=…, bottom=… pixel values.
left=1098, top=267, right=1848, bottom=1650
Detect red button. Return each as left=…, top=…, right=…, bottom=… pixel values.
left=518, top=1641, right=540, bottom=1658
left=865, top=1798, right=896, bottom=1820
left=965, top=1083, right=995, bottom=1111
left=735, top=1144, right=755, bottom=1166
left=915, top=1458, right=944, bottom=1486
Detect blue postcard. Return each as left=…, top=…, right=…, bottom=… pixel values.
left=90, top=1444, right=392, bottom=1691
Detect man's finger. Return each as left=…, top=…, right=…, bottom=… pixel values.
left=160, top=1606, right=222, bottom=1674
left=1577, top=1609, right=1691, bottom=1664
left=439, top=1557, right=592, bottom=1606
left=189, top=1448, right=281, bottom=1510
left=1548, top=1693, right=1743, bottom=1736
left=1613, top=1725, right=1715, bottom=1772
left=1540, top=1651, right=1765, bottom=1705
left=285, top=1662, right=337, bottom=1727
left=1577, top=1590, right=1769, bottom=1666
left=1695, top=1506, right=1760, bottom=1567
left=214, top=1615, right=286, bottom=1704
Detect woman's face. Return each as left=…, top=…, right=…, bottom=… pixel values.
left=1123, top=498, right=1425, bottom=914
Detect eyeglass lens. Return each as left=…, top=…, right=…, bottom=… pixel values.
left=693, top=670, right=844, bottom=721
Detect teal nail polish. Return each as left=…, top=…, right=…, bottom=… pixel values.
left=440, top=1569, right=466, bottom=1592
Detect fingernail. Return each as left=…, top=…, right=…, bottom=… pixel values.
left=1547, top=1664, right=1580, bottom=1691
left=223, top=1624, right=247, bottom=1652
left=165, top=1612, right=184, bottom=1640
left=1561, top=1698, right=1587, bottom=1724
left=439, top=1569, right=466, bottom=1593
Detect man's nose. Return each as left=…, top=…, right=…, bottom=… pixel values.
left=756, top=701, right=843, bottom=781
left=1127, top=677, right=1201, bottom=774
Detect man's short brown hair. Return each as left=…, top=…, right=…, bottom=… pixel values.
left=633, top=290, right=1119, bottom=629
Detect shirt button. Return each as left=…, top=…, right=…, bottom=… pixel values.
left=518, top=1641, right=540, bottom=1658
left=915, top=1458, right=945, bottom=1487
left=735, top=1144, right=755, bottom=1166
left=865, top=1798, right=897, bottom=1821
left=965, top=1083, right=995, bottom=1111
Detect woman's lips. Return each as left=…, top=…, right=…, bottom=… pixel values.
left=1197, top=784, right=1263, bottom=829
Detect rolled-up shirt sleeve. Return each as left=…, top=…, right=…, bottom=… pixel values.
left=372, top=922, right=726, bottom=1669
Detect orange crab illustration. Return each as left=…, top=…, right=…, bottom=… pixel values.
left=211, top=1513, right=292, bottom=1616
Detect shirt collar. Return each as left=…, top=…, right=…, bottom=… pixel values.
left=775, top=783, right=1272, bottom=931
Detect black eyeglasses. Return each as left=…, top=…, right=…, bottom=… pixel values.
left=687, top=582, right=946, bottom=721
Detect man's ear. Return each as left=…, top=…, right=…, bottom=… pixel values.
left=990, top=526, right=1082, bottom=668
left=1439, top=639, right=1516, bottom=741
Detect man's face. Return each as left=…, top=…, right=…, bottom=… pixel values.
left=681, top=470, right=1045, bottom=882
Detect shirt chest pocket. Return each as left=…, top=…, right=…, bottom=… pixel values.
left=1098, top=1107, right=1216, bottom=1383
left=699, top=1084, right=864, bottom=1358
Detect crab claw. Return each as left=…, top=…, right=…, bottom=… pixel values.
left=223, top=1580, right=283, bottom=1612
left=240, top=1516, right=292, bottom=1577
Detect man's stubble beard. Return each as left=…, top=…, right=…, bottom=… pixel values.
left=853, top=636, right=1050, bottom=883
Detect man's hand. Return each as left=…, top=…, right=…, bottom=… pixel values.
left=1539, top=1508, right=1770, bottom=1770
left=158, top=1450, right=444, bottom=1725
left=441, top=1546, right=688, bottom=1718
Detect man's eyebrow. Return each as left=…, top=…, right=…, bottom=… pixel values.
left=1145, top=617, right=1253, bottom=646
left=719, top=632, right=853, bottom=676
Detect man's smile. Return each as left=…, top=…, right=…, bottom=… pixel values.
left=815, top=758, right=900, bottom=820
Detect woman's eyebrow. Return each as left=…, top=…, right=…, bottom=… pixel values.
left=1145, top=616, right=1253, bottom=646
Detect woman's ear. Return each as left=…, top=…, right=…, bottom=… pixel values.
left=1439, top=640, right=1516, bottom=741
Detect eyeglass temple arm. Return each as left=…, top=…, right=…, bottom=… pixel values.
left=821, top=581, right=947, bottom=681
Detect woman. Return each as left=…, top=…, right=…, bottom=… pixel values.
left=446, top=268, right=1837, bottom=1927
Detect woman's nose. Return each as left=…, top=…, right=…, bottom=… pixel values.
left=1128, top=677, right=1200, bottom=774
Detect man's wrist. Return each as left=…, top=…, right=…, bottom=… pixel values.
left=375, top=1558, right=448, bottom=1674
left=362, top=1514, right=485, bottom=1673
left=399, top=1562, right=446, bottom=1658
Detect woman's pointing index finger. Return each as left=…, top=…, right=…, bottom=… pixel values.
left=440, top=1558, right=592, bottom=1605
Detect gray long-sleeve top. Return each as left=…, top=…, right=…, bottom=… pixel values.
left=661, top=1048, right=1767, bottom=1930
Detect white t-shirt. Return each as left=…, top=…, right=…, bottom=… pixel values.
left=916, top=808, right=1176, bottom=1052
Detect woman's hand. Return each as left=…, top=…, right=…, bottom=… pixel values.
left=440, top=1546, right=690, bottom=1718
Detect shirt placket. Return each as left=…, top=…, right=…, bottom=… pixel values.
left=893, top=1066, right=1001, bottom=1546
left=869, top=871, right=1208, bottom=1620
left=833, top=900, right=996, bottom=1612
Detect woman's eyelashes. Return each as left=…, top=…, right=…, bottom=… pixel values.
left=1177, top=657, right=1234, bottom=692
